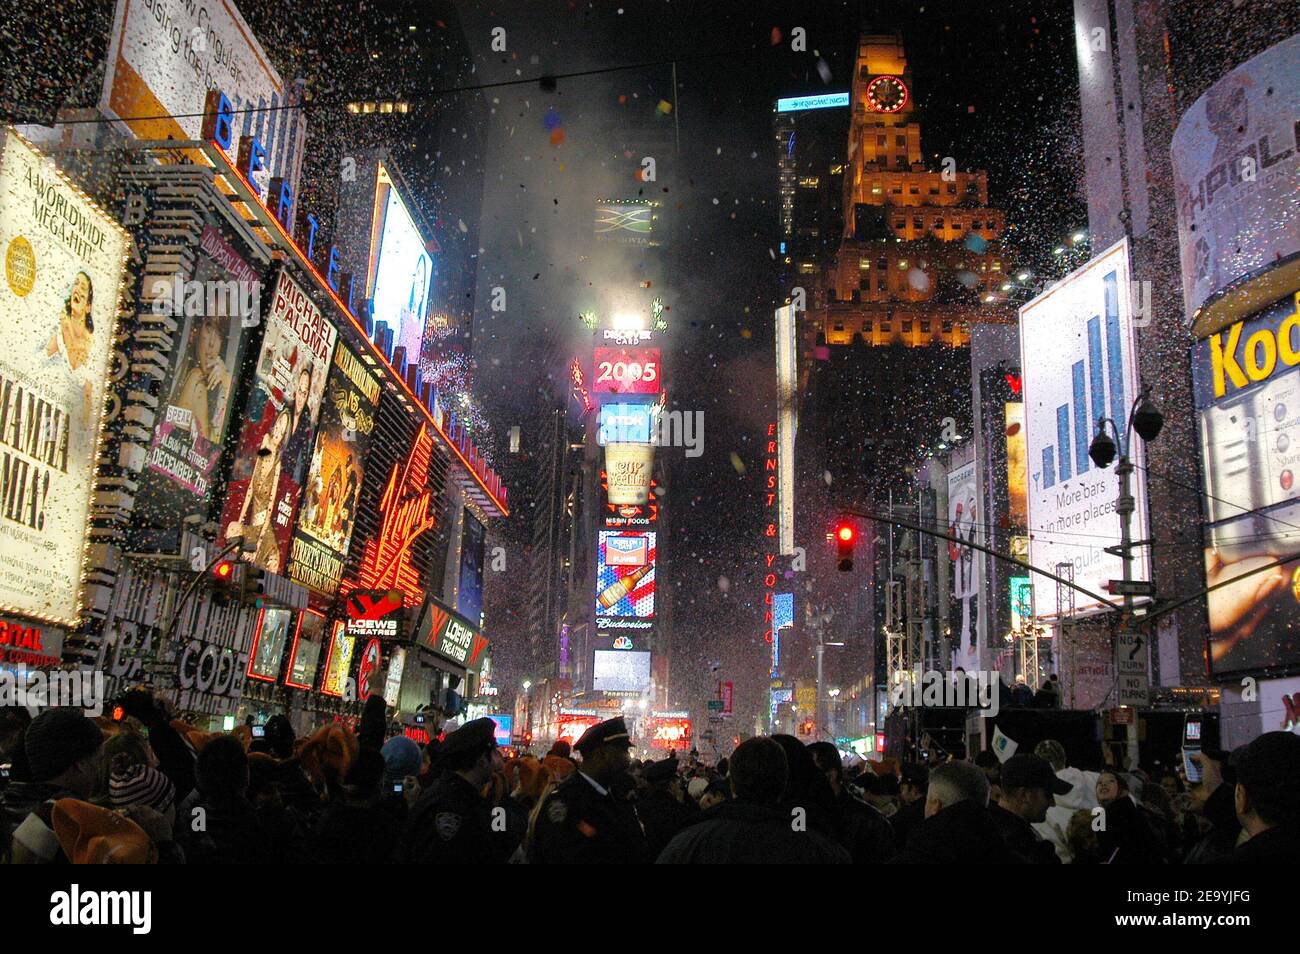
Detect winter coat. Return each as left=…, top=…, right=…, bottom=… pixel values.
left=988, top=802, right=1061, bottom=864
left=637, top=788, right=700, bottom=860
left=656, top=801, right=850, bottom=864
left=1231, top=824, right=1300, bottom=863
left=833, top=788, right=896, bottom=864
left=892, top=800, right=1022, bottom=864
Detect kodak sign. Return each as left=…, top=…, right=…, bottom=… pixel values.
left=1208, top=292, right=1300, bottom=398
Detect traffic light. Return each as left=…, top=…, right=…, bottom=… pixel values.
left=240, top=564, right=266, bottom=607
left=835, top=519, right=856, bottom=572
left=210, top=559, right=239, bottom=604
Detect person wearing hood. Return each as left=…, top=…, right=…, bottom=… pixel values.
left=1095, top=770, right=1166, bottom=863
left=9, top=708, right=104, bottom=864
left=637, top=755, right=699, bottom=860
left=1029, top=739, right=1098, bottom=861
left=181, top=735, right=275, bottom=864
left=892, top=760, right=1021, bottom=864
left=656, top=737, right=850, bottom=864
left=381, top=735, right=423, bottom=805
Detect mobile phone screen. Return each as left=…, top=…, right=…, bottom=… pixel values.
left=1183, top=748, right=1202, bottom=783
left=252, top=725, right=265, bottom=738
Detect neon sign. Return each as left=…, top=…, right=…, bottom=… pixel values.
left=344, top=426, right=435, bottom=606
left=570, top=359, right=593, bottom=414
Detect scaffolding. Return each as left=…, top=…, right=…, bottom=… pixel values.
left=1055, top=562, right=1076, bottom=707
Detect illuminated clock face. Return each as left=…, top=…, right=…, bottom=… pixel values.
left=866, top=75, right=909, bottom=113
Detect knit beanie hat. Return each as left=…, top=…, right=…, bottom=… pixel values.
left=108, top=763, right=176, bottom=814
left=24, top=709, right=104, bottom=782
left=52, top=798, right=157, bottom=864
left=381, top=735, right=422, bottom=788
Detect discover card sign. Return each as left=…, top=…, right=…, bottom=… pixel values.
left=1018, top=238, right=1148, bottom=614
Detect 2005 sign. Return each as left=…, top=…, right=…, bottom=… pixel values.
left=593, top=347, right=661, bottom=394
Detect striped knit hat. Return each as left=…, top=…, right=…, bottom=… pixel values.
left=108, top=763, right=176, bottom=814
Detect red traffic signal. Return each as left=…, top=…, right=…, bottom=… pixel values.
left=212, top=560, right=236, bottom=582
left=835, top=519, right=856, bottom=572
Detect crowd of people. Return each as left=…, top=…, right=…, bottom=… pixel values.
left=1, top=681, right=1297, bottom=863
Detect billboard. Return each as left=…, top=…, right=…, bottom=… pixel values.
left=457, top=510, right=486, bottom=622
left=604, top=443, right=654, bottom=505
left=220, top=271, right=337, bottom=574
left=413, top=598, right=489, bottom=673
left=345, top=589, right=404, bottom=642
left=1005, top=402, right=1028, bottom=527
left=100, top=0, right=305, bottom=198
left=598, top=403, right=655, bottom=445
left=246, top=606, right=293, bottom=682
left=1009, top=576, right=1033, bottom=632
left=776, top=92, right=851, bottom=113
left=319, top=620, right=355, bottom=697
left=0, top=130, right=128, bottom=625
left=1192, top=291, right=1300, bottom=676
left=948, top=459, right=983, bottom=670
left=133, top=226, right=258, bottom=549
left=287, top=343, right=381, bottom=598
left=592, top=347, right=661, bottom=395
left=1172, top=34, right=1300, bottom=326
left=487, top=714, right=513, bottom=746
left=1019, top=238, right=1148, bottom=613
left=592, top=649, right=651, bottom=693
left=369, top=164, right=433, bottom=362
left=648, top=714, right=692, bottom=751
left=775, top=305, right=797, bottom=554
left=594, top=199, right=659, bottom=246
left=283, top=609, right=326, bottom=690
left=596, top=531, right=656, bottom=621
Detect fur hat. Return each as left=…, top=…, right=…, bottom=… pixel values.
left=52, top=799, right=157, bottom=864
left=299, top=724, right=357, bottom=786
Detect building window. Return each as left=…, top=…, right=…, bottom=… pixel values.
left=991, top=261, right=1002, bottom=271
left=942, top=321, right=953, bottom=333
left=892, top=186, right=902, bottom=194
left=829, top=163, right=844, bottom=175
left=859, top=258, right=871, bottom=270
left=972, top=220, right=982, bottom=230
left=878, top=257, right=888, bottom=271
left=895, top=135, right=906, bottom=147
left=834, top=323, right=846, bottom=332
left=902, top=320, right=913, bottom=332
left=798, top=176, right=820, bottom=188
left=913, top=217, right=923, bottom=229
left=909, top=185, right=920, bottom=195
left=947, top=184, right=957, bottom=194
left=934, top=218, right=944, bottom=229
left=895, top=220, right=905, bottom=230
left=921, top=321, right=931, bottom=333
left=877, top=135, right=887, bottom=146
left=798, top=262, right=816, bottom=274
left=952, top=221, right=963, bottom=230
left=929, top=186, right=940, bottom=195
left=881, top=322, right=892, bottom=332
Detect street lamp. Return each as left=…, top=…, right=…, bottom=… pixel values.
left=522, top=681, right=532, bottom=746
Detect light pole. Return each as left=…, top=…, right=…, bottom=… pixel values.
left=1088, top=385, right=1163, bottom=768
left=522, top=680, right=532, bottom=746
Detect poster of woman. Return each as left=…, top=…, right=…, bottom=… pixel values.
left=220, top=270, right=336, bottom=574
left=0, top=130, right=128, bottom=624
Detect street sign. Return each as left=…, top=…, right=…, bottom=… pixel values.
left=1106, top=579, right=1156, bottom=597
left=707, top=700, right=725, bottom=711
left=1116, top=630, right=1150, bottom=706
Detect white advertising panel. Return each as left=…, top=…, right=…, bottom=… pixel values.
left=592, top=649, right=651, bottom=693
left=946, top=458, right=982, bottom=670
left=1019, top=238, right=1148, bottom=614
left=370, top=171, right=433, bottom=363
left=1172, top=34, right=1300, bottom=325
left=0, top=131, right=128, bottom=625
left=100, top=0, right=306, bottom=196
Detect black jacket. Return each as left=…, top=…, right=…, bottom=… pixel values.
left=530, top=771, right=649, bottom=864
left=1231, top=824, right=1300, bottom=864
left=637, top=788, right=699, bottom=861
left=1185, top=783, right=1240, bottom=864
left=890, top=797, right=926, bottom=849
left=402, top=772, right=497, bottom=864
left=312, top=793, right=408, bottom=864
left=1097, top=797, right=1167, bottom=864
left=987, top=802, right=1060, bottom=864
left=892, top=800, right=1022, bottom=864
left=834, top=789, right=896, bottom=864
left=656, top=801, right=851, bottom=864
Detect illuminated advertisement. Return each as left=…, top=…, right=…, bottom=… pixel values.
left=220, top=271, right=337, bottom=575
left=283, top=609, right=326, bottom=690
left=592, top=649, right=651, bottom=693
left=1009, top=576, right=1033, bottom=632
left=368, top=163, right=433, bottom=362
left=1005, top=402, right=1028, bottom=527
left=356, top=638, right=381, bottom=701
left=775, top=305, right=797, bottom=554
left=1019, top=239, right=1148, bottom=612
left=133, top=226, right=258, bottom=546
left=344, top=425, right=436, bottom=606
left=596, top=532, right=656, bottom=621
left=648, top=714, right=692, bottom=751
left=594, top=199, right=659, bottom=247
left=598, top=403, right=655, bottom=445
left=0, top=130, right=128, bottom=625
left=488, top=714, right=513, bottom=746
left=413, top=598, right=489, bottom=673
left=287, top=343, right=380, bottom=597
left=776, top=92, right=851, bottom=112
left=1192, top=291, right=1300, bottom=675
left=604, top=442, right=655, bottom=505
left=592, top=347, right=661, bottom=395
left=100, top=0, right=305, bottom=197
left=345, top=589, right=404, bottom=641
left=0, top=617, right=64, bottom=672
left=947, top=458, right=983, bottom=670
left=383, top=646, right=405, bottom=707
left=457, top=511, right=486, bottom=623
left=556, top=711, right=599, bottom=744
left=1172, top=34, right=1300, bottom=327
left=601, top=471, right=659, bottom=528
left=319, top=620, right=355, bottom=697
left=246, top=607, right=293, bottom=682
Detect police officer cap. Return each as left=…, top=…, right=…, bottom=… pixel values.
left=438, top=717, right=498, bottom=761
left=574, top=716, right=633, bottom=755
left=644, top=755, right=679, bottom=783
